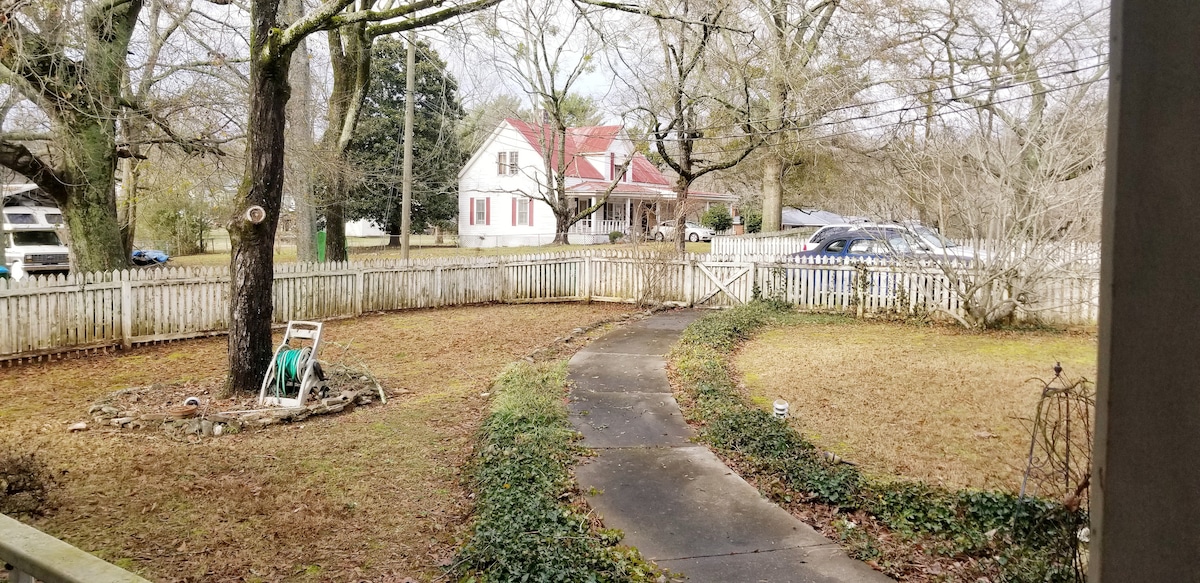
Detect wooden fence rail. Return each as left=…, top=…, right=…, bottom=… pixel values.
left=0, top=250, right=1099, bottom=361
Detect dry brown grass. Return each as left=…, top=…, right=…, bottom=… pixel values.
left=734, top=318, right=1097, bottom=492
left=0, top=303, right=634, bottom=582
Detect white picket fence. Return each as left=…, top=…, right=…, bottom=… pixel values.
left=0, top=249, right=1100, bottom=361
left=711, top=234, right=810, bottom=256
left=713, top=232, right=1103, bottom=265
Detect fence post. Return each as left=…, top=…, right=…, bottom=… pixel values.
left=434, top=266, right=443, bottom=307
left=684, top=259, right=695, bottom=306
left=353, top=271, right=364, bottom=315
left=497, top=260, right=508, bottom=302
left=582, top=256, right=592, bottom=301
left=748, top=260, right=758, bottom=303
left=120, top=278, right=132, bottom=350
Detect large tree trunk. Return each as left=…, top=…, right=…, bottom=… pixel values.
left=324, top=174, right=349, bottom=261
left=227, top=1, right=291, bottom=394
left=553, top=211, right=571, bottom=245
left=57, top=119, right=130, bottom=272
left=315, top=25, right=371, bottom=264
left=119, top=151, right=139, bottom=257
left=285, top=1, right=319, bottom=264
left=761, top=154, right=784, bottom=233
left=674, top=176, right=689, bottom=254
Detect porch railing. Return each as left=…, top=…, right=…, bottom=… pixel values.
left=569, top=219, right=627, bottom=235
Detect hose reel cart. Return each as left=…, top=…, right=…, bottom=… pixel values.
left=258, top=321, right=328, bottom=407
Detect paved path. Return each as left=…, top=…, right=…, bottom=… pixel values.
left=568, top=310, right=892, bottom=583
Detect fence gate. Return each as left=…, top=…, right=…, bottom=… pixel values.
left=694, top=262, right=754, bottom=306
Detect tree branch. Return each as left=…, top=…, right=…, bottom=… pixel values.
left=364, top=0, right=503, bottom=36
left=0, top=132, right=53, bottom=141
left=571, top=0, right=751, bottom=32
left=0, top=140, right=69, bottom=202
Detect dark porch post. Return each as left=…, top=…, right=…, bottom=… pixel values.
left=1092, top=0, right=1200, bottom=579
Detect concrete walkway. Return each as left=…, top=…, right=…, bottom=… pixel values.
left=568, top=310, right=892, bottom=583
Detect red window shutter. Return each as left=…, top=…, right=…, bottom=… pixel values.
left=528, top=200, right=533, bottom=226
left=486, top=198, right=491, bottom=225
left=512, top=198, right=517, bottom=226
left=469, top=198, right=475, bottom=225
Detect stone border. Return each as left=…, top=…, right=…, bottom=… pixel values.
left=82, top=386, right=387, bottom=438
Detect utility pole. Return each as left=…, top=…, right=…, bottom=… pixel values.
left=400, top=32, right=416, bottom=260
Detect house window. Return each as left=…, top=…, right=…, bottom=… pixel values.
left=514, top=198, right=532, bottom=226
left=471, top=197, right=489, bottom=225
left=497, top=151, right=519, bottom=175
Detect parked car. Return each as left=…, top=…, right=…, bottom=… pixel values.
left=804, top=222, right=980, bottom=262
left=792, top=227, right=918, bottom=260
left=902, top=222, right=984, bottom=262
left=653, top=220, right=715, bottom=242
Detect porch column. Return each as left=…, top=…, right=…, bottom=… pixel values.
left=625, top=198, right=632, bottom=234
left=590, top=197, right=597, bottom=234
left=1092, top=0, right=1200, bottom=580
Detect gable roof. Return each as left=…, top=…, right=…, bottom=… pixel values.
left=505, top=118, right=603, bottom=180
left=568, top=125, right=621, bottom=153
left=505, top=119, right=679, bottom=188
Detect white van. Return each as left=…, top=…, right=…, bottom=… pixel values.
left=2, top=185, right=71, bottom=279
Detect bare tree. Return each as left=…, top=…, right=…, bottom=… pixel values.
left=118, top=0, right=249, bottom=256
left=634, top=0, right=760, bottom=252
left=882, top=0, right=1107, bottom=328
left=748, top=0, right=864, bottom=232
left=481, top=0, right=631, bottom=244
left=0, top=0, right=229, bottom=271
left=285, top=0, right=321, bottom=263
left=226, top=0, right=499, bottom=392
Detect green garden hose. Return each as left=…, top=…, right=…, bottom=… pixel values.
left=274, top=346, right=309, bottom=397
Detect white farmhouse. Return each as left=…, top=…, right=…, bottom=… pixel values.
left=458, top=118, right=736, bottom=247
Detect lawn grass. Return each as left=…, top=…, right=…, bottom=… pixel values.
left=169, top=238, right=712, bottom=268
left=0, top=303, right=635, bottom=582
left=670, top=304, right=1088, bottom=582
left=733, top=317, right=1098, bottom=491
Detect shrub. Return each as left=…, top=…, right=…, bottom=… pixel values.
left=744, top=210, right=762, bottom=233
left=609, top=230, right=624, bottom=244
left=700, top=206, right=733, bottom=232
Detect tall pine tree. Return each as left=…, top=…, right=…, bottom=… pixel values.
left=346, top=38, right=465, bottom=245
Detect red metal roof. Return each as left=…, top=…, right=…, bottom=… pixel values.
left=506, top=118, right=605, bottom=180
left=630, top=154, right=671, bottom=186
left=567, top=181, right=669, bottom=195
left=568, top=125, right=621, bottom=153
left=504, top=119, right=677, bottom=186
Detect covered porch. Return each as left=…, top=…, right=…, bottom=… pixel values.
left=564, top=184, right=736, bottom=244
left=567, top=195, right=665, bottom=242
